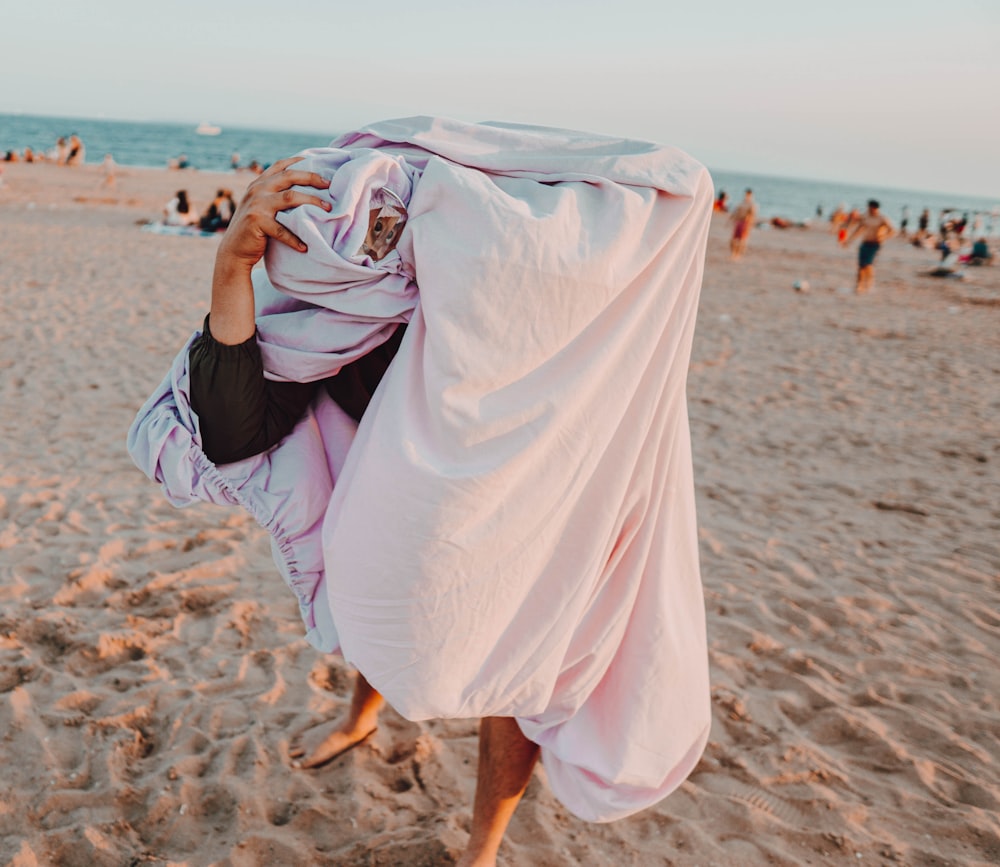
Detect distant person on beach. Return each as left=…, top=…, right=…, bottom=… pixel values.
left=54, top=136, right=69, bottom=165
left=198, top=189, right=236, bottom=231
left=937, top=231, right=960, bottom=262
left=968, top=238, right=992, bottom=265
left=770, top=216, right=806, bottom=229
left=927, top=251, right=965, bottom=278
left=842, top=199, right=895, bottom=293
left=198, top=191, right=224, bottom=230
left=900, top=205, right=910, bottom=238
left=101, top=153, right=117, bottom=189
left=66, top=134, right=85, bottom=166
left=917, top=208, right=930, bottom=240
left=220, top=190, right=237, bottom=226
left=713, top=190, right=729, bottom=213
left=830, top=203, right=849, bottom=240
left=231, top=152, right=240, bottom=170
left=163, top=190, right=199, bottom=226
left=729, top=188, right=758, bottom=259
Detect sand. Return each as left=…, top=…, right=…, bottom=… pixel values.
left=0, top=161, right=997, bottom=866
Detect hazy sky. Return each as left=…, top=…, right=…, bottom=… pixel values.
left=3, top=0, right=998, bottom=197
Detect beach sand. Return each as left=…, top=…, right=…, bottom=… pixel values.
left=1, top=162, right=997, bottom=866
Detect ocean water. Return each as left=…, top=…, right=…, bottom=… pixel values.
left=3, top=113, right=998, bottom=234
left=0, top=113, right=332, bottom=175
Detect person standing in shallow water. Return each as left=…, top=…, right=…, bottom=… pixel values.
left=842, top=199, right=895, bottom=294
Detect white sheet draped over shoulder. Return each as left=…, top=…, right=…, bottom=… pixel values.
left=130, top=116, right=713, bottom=823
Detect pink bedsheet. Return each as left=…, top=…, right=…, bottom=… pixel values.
left=130, top=116, right=713, bottom=822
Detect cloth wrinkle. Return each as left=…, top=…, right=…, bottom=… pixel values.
left=127, top=115, right=712, bottom=823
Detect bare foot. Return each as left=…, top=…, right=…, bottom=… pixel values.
left=288, top=718, right=377, bottom=769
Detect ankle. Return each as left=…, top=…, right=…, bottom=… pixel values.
left=455, top=846, right=497, bottom=867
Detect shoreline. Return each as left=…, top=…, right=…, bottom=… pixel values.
left=4, top=114, right=999, bottom=218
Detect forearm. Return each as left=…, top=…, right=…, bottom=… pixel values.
left=204, top=154, right=330, bottom=348
left=208, top=257, right=257, bottom=345
left=187, top=154, right=334, bottom=461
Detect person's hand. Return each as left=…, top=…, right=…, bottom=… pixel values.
left=208, top=157, right=330, bottom=345
left=216, top=156, right=331, bottom=275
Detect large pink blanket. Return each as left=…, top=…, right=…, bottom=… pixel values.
left=129, top=116, right=712, bottom=822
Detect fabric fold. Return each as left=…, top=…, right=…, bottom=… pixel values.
left=128, top=116, right=713, bottom=823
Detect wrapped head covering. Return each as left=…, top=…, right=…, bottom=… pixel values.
left=256, top=149, right=421, bottom=382
left=265, top=148, right=418, bottom=313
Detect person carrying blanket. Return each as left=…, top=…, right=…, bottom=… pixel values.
left=128, top=116, right=713, bottom=866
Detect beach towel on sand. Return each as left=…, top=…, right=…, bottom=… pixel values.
left=128, top=116, right=713, bottom=822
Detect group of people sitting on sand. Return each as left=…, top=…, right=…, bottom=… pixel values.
left=163, top=188, right=237, bottom=232
left=3, top=134, right=85, bottom=166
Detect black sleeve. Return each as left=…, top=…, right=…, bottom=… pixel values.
left=189, top=316, right=318, bottom=464
left=322, top=324, right=407, bottom=422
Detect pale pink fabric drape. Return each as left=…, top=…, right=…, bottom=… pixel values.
left=129, top=116, right=713, bottom=822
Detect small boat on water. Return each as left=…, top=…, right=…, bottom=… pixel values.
left=195, top=122, right=222, bottom=136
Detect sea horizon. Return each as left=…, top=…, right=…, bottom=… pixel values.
left=3, top=111, right=997, bottom=231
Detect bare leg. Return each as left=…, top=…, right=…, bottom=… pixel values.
left=731, top=235, right=749, bottom=261
left=289, top=671, right=383, bottom=769
left=456, top=717, right=540, bottom=867
left=856, top=264, right=873, bottom=293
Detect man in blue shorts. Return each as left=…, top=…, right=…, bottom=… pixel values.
left=843, top=199, right=895, bottom=293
